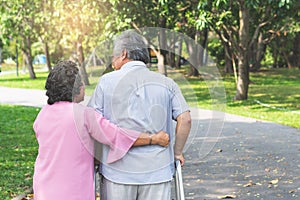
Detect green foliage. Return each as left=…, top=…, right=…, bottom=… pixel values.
left=0, top=105, right=39, bottom=199
left=0, top=0, right=40, bottom=41
left=207, top=38, right=225, bottom=67
left=261, top=47, right=274, bottom=67
left=0, top=40, right=17, bottom=62
left=54, top=0, right=106, bottom=41
left=1, top=0, right=299, bottom=75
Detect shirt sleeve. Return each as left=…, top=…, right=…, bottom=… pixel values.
left=84, top=107, right=140, bottom=163
left=171, top=80, right=190, bottom=120
left=87, top=77, right=104, bottom=115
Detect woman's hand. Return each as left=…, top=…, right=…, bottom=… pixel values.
left=151, top=131, right=170, bottom=147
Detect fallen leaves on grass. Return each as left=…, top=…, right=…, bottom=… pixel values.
left=20, top=193, right=33, bottom=200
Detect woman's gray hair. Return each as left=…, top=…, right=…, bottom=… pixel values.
left=45, top=60, right=83, bottom=105
left=113, top=30, right=150, bottom=64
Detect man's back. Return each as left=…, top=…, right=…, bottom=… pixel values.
left=89, top=61, right=189, bottom=184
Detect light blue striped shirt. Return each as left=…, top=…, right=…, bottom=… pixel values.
left=88, top=61, right=189, bottom=184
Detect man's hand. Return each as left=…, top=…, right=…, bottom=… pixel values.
left=152, top=131, right=169, bottom=147
left=175, top=153, right=185, bottom=166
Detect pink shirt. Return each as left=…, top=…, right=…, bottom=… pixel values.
left=33, top=102, right=139, bottom=200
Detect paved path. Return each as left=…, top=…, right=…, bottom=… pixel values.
left=1, top=86, right=299, bottom=200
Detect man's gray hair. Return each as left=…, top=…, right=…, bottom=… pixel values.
left=113, top=30, right=150, bottom=64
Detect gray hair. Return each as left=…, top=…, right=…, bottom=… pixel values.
left=113, top=30, right=150, bottom=64
left=45, top=60, right=82, bottom=105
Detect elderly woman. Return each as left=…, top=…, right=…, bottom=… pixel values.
left=33, top=60, right=169, bottom=200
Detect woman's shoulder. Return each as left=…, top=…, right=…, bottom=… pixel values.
left=73, top=103, right=97, bottom=116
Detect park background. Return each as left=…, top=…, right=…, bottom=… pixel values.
left=0, top=0, right=299, bottom=199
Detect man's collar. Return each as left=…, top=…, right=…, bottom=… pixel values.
left=121, top=61, right=147, bottom=69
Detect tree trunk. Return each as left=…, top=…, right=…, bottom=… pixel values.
left=282, top=33, right=300, bottom=69
left=293, top=33, right=300, bottom=69
left=235, top=56, right=249, bottom=100
left=165, top=32, right=176, bottom=68
left=22, top=37, right=36, bottom=79
left=76, top=40, right=90, bottom=85
left=282, top=51, right=294, bottom=69
left=23, top=50, right=36, bottom=79
left=225, top=48, right=233, bottom=73
left=158, top=27, right=167, bottom=76
left=166, top=52, right=175, bottom=68
left=250, top=32, right=266, bottom=71
left=188, top=65, right=199, bottom=76
left=44, top=42, right=52, bottom=72
left=186, top=39, right=199, bottom=76
left=157, top=51, right=166, bottom=75
left=255, top=33, right=266, bottom=70
left=186, top=30, right=203, bottom=76
left=201, top=28, right=208, bottom=66
left=272, top=43, right=279, bottom=68
left=175, top=38, right=182, bottom=69
left=234, top=0, right=250, bottom=100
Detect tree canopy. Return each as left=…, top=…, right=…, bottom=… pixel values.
left=0, top=0, right=299, bottom=99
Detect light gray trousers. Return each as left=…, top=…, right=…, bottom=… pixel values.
left=100, top=176, right=171, bottom=200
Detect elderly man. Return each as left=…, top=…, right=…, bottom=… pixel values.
left=88, top=30, right=191, bottom=200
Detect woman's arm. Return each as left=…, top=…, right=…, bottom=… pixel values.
left=81, top=106, right=169, bottom=163
left=85, top=109, right=170, bottom=148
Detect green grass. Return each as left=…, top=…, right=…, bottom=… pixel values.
left=185, top=68, right=300, bottom=128
left=0, top=63, right=46, bottom=72
left=0, top=105, right=39, bottom=200
left=225, top=69, right=299, bottom=128
left=0, top=72, right=48, bottom=89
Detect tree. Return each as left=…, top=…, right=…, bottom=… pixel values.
left=0, top=0, right=42, bottom=79
left=177, top=0, right=210, bottom=76
left=105, top=0, right=188, bottom=76
left=268, top=2, right=300, bottom=69
left=196, top=0, right=298, bottom=100
left=35, top=0, right=57, bottom=72
left=50, top=0, right=110, bottom=85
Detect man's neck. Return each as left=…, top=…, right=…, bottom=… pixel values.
left=117, top=59, right=132, bottom=70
